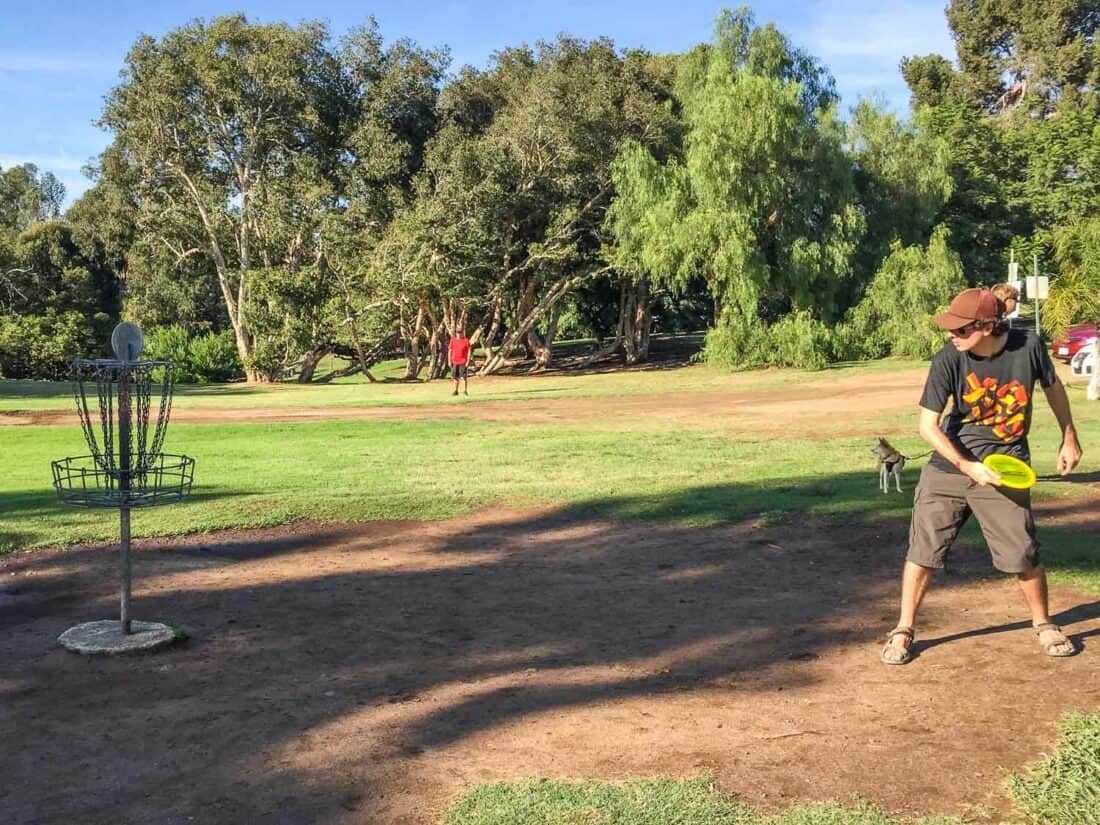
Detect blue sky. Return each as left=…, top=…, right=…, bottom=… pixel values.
left=0, top=1, right=956, bottom=206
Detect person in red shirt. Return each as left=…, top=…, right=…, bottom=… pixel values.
left=448, top=326, right=472, bottom=396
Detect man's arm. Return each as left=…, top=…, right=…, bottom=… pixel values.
left=917, top=406, right=1001, bottom=486
left=1042, top=379, right=1083, bottom=475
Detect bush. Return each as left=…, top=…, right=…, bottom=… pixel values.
left=142, top=324, right=244, bottom=383
left=703, top=310, right=833, bottom=370
left=188, top=330, right=242, bottom=383
left=767, top=310, right=834, bottom=370
left=144, top=325, right=194, bottom=381
left=0, top=311, right=99, bottom=379
left=836, top=225, right=966, bottom=361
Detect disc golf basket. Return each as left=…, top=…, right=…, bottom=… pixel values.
left=51, top=322, right=195, bottom=654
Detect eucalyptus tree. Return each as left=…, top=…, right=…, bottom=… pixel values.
left=100, top=15, right=342, bottom=379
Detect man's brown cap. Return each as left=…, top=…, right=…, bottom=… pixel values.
left=933, top=288, right=999, bottom=331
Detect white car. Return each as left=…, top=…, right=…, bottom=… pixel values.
left=1070, top=337, right=1096, bottom=377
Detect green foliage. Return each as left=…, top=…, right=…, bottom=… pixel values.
left=188, top=330, right=242, bottom=383
left=703, top=310, right=833, bottom=370
left=847, top=100, right=953, bottom=290
left=836, top=226, right=966, bottom=361
left=0, top=310, right=101, bottom=380
left=1009, top=713, right=1100, bottom=824
left=608, top=6, right=862, bottom=371
left=0, top=163, right=64, bottom=232
left=144, top=325, right=244, bottom=383
left=947, top=0, right=1100, bottom=117
left=1042, top=217, right=1100, bottom=336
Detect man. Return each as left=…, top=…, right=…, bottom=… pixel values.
left=448, top=326, right=472, bottom=396
left=881, top=288, right=1083, bottom=665
left=991, top=282, right=1019, bottom=323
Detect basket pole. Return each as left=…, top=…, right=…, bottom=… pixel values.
left=119, top=367, right=133, bottom=635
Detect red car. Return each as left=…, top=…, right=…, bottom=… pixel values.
left=1050, top=322, right=1098, bottom=363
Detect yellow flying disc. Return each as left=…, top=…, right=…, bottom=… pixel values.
left=982, top=454, right=1037, bottom=490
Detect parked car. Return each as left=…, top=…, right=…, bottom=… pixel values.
left=1050, top=321, right=1098, bottom=362
left=1070, top=338, right=1095, bottom=378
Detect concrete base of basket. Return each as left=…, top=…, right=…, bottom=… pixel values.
left=58, top=619, right=178, bottom=655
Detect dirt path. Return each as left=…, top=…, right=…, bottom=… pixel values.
left=3, top=502, right=1099, bottom=824
left=0, top=366, right=929, bottom=437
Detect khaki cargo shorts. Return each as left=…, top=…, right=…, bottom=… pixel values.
left=907, top=463, right=1039, bottom=573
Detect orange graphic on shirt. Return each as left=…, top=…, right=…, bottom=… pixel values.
left=961, top=372, right=1028, bottom=440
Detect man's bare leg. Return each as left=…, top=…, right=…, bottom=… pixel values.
left=1018, top=565, right=1075, bottom=655
left=883, top=561, right=933, bottom=662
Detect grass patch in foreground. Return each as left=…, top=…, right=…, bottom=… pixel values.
left=447, top=715, right=1100, bottom=823
left=1009, top=713, right=1100, bottom=825
left=445, top=777, right=962, bottom=825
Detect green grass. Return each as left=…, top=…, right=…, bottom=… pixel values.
left=3, top=369, right=1099, bottom=598
left=445, top=713, right=1100, bottom=824
left=444, top=777, right=963, bottom=825
left=0, top=358, right=929, bottom=412
left=1009, top=713, right=1100, bottom=824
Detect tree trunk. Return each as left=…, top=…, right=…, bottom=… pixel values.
left=479, top=269, right=607, bottom=375
left=403, top=303, right=426, bottom=380
left=297, top=348, right=329, bottom=384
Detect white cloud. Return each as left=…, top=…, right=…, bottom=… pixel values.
left=803, top=1, right=955, bottom=63
left=0, top=154, right=88, bottom=173
left=0, top=54, right=116, bottom=75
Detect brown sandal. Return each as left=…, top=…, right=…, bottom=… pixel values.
left=1035, top=623, right=1078, bottom=657
left=881, top=626, right=914, bottom=665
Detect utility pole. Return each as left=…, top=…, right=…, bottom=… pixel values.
left=1033, top=254, right=1041, bottom=339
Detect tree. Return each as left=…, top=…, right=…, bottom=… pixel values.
left=608, top=6, right=862, bottom=368
left=847, top=99, right=953, bottom=294
left=0, top=163, right=64, bottom=232
left=383, top=35, right=677, bottom=375
left=101, top=15, right=349, bottom=381
left=946, top=0, right=1100, bottom=117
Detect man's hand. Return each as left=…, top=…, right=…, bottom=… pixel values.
left=1057, top=429, right=1083, bottom=476
left=961, top=459, right=1001, bottom=487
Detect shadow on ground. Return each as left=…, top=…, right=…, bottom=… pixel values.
left=2, top=472, right=1099, bottom=824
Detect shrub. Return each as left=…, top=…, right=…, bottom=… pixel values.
left=703, top=311, right=833, bottom=370
left=144, top=325, right=194, bottom=381
left=836, top=225, right=965, bottom=361
left=188, top=330, right=242, bottom=383
left=1042, top=218, right=1100, bottom=339
left=142, top=325, right=244, bottom=383
left=0, top=311, right=98, bottom=379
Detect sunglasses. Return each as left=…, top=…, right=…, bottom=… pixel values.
left=950, top=321, right=987, bottom=337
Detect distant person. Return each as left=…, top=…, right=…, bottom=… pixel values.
left=991, top=282, right=1020, bottom=324
left=881, top=287, right=1083, bottom=665
left=448, top=326, right=472, bottom=396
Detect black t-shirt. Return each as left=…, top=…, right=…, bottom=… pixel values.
left=919, top=329, right=1057, bottom=473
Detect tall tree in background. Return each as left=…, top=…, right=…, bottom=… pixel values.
left=947, top=0, right=1099, bottom=116
left=101, top=16, right=347, bottom=380
left=383, top=36, right=677, bottom=374
left=608, top=6, right=862, bottom=368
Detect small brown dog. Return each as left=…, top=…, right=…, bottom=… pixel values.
left=871, top=437, right=930, bottom=494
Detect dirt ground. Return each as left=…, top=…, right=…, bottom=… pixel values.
left=3, top=503, right=1100, bottom=824
left=3, top=366, right=1100, bottom=824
